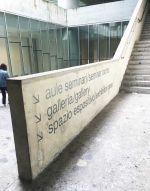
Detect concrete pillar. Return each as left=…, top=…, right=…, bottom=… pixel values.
left=58, top=0, right=79, bottom=9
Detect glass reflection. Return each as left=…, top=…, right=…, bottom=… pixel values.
left=89, top=25, right=98, bottom=63
left=79, top=26, right=89, bottom=65
left=99, top=23, right=110, bottom=60
left=0, top=11, right=128, bottom=77
left=110, top=22, right=121, bottom=57
left=68, top=27, right=79, bottom=67
left=6, top=14, right=22, bottom=76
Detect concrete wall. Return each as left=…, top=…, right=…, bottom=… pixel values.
left=7, top=0, right=147, bottom=181
left=0, top=0, right=138, bottom=27
left=0, top=0, right=67, bottom=25
left=8, top=59, right=122, bottom=180
left=67, top=0, right=138, bottom=26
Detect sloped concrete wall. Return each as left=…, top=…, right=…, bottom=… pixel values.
left=67, top=0, right=138, bottom=26
left=8, top=59, right=123, bottom=180
left=0, top=0, right=67, bottom=25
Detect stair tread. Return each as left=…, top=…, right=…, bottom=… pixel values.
left=135, top=40, right=150, bottom=43
left=132, top=52, right=150, bottom=53
left=127, top=69, right=150, bottom=71
left=121, top=13, right=150, bottom=94
left=124, top=80, right=150, bottom=83
left=129, top=60, right=150, bottom=63
left=125, top=74, right=150, bottom=76
left=122, top=86, right=150, bottom=89
left=121, top=86, right=150, bottom=94
left=129, top=64, right=150, bottom=66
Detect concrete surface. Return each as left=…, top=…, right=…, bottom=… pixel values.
left=8, top=62, right=116, bottom=180
left=122, top=13, right=150, bottom=94
left=0, top=0, right=67, bottom=26
left=67, top=0, right=137, bottom=26
left=0, top=92, right=150, bottom=190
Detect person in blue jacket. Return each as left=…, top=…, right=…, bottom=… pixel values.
left=0, top=63, right=9, bottom=107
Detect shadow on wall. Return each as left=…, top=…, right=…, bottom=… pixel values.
left=16, top=93, right=127, bottom=190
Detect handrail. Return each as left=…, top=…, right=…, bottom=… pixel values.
left=138, top=0, right=148, bottom=22
left=114, top=0, right=148, bottom=60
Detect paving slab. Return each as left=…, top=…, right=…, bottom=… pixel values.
left=0, top=92, right=150, bottom=191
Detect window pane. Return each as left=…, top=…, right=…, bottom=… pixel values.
left=43, top=54, right=50, bottom=71
left=79, top=26, right=88, bottom=65
left=0, top=12, right=6, bottom=37
left=62, top=28, right=69, bottom=68
left=110, top=22, right=121, bottom=58
left=9, top=43, right=22, bottom=76
left=89, top=25, right=98, bottom=63
left=49, top=24, right=57, bottom=70
left=99, top=24, right=109, bottom=60
left=51, top=56, right=57, bottom=70
left=0, top=39, right=9, bottom=70
left=19, top=17, right=32, bottom=74
left=6, top=14, right=20, bottom=42
left=41, top=22, right=50, bottom=53
left=41, top=22, right=51, bottom=71
left=31, top=20, right=43, bottom=72
left=69, top=27, right=79, bottom=67
left=122, top=21, right=128, bottom=34
left=56, top=26, right=63, bottom=69
left=6, top=14, right=23, bottom=76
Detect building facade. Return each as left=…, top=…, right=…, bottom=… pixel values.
left=0, top=0, right=138, bottom=76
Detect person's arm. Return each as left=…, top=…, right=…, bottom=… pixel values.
left=6, top=72, right=9, bottom=79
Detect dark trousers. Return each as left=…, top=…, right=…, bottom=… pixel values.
left=0, top=87, right=7, bottom=105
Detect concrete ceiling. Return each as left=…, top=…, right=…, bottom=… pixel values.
left=80, top=0, right=122, bottom=6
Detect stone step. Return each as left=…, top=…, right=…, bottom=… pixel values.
left=141, top=30, right=150, bottom=34
left=129, top=60, right=150, bottom=65
left=143, top=19, right=150, bottom=22
left=144, top=18, right=150, bottom=21
left=143, top=23, right=150, bottom=26
left=122, top=80, right=150, bottom=87
left=141, top=33, right=150, bottom=35
left=140, top=35, right=150, bottom=40
left=126, top=70, right=150, bottom=75
left=128, top=64, right=150, bottom=69
left=133, top=47, right=150, bottom=52
left=141, top=33, right=150, bottom=36
left=131, top=51, right=150, bottom=56
left=130, top=55, right=150, bottom=60
left=142, top=29, right=150, bottom=32
left=134, top=43, right=150, bottom=48
left=141, top=37, right=150, bottom=40
left=121, top=14, right=150, bottom=95
left=134, top=40, right=150, bottom=48
left=144, top=22, right=150, bottom=25
left=142, top=29, right=150, bottom=33
left=143, top=24, right=150, bottom=28
left=121, top=86, right=150, bottom=94
left=144, top=17, right=150, bottom=21
left=124, top=75, right=150, bottom=81
left=143, top=27, right=150, bottom=31
left=135, top=40, right=150, bottom=45
left=143, top=24, right=150, bottom=26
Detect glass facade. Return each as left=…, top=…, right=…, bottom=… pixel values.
left=0, top=12, right=128, bottom=77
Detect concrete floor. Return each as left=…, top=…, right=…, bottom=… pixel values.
left=0, top=92, right=150, bottom=191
